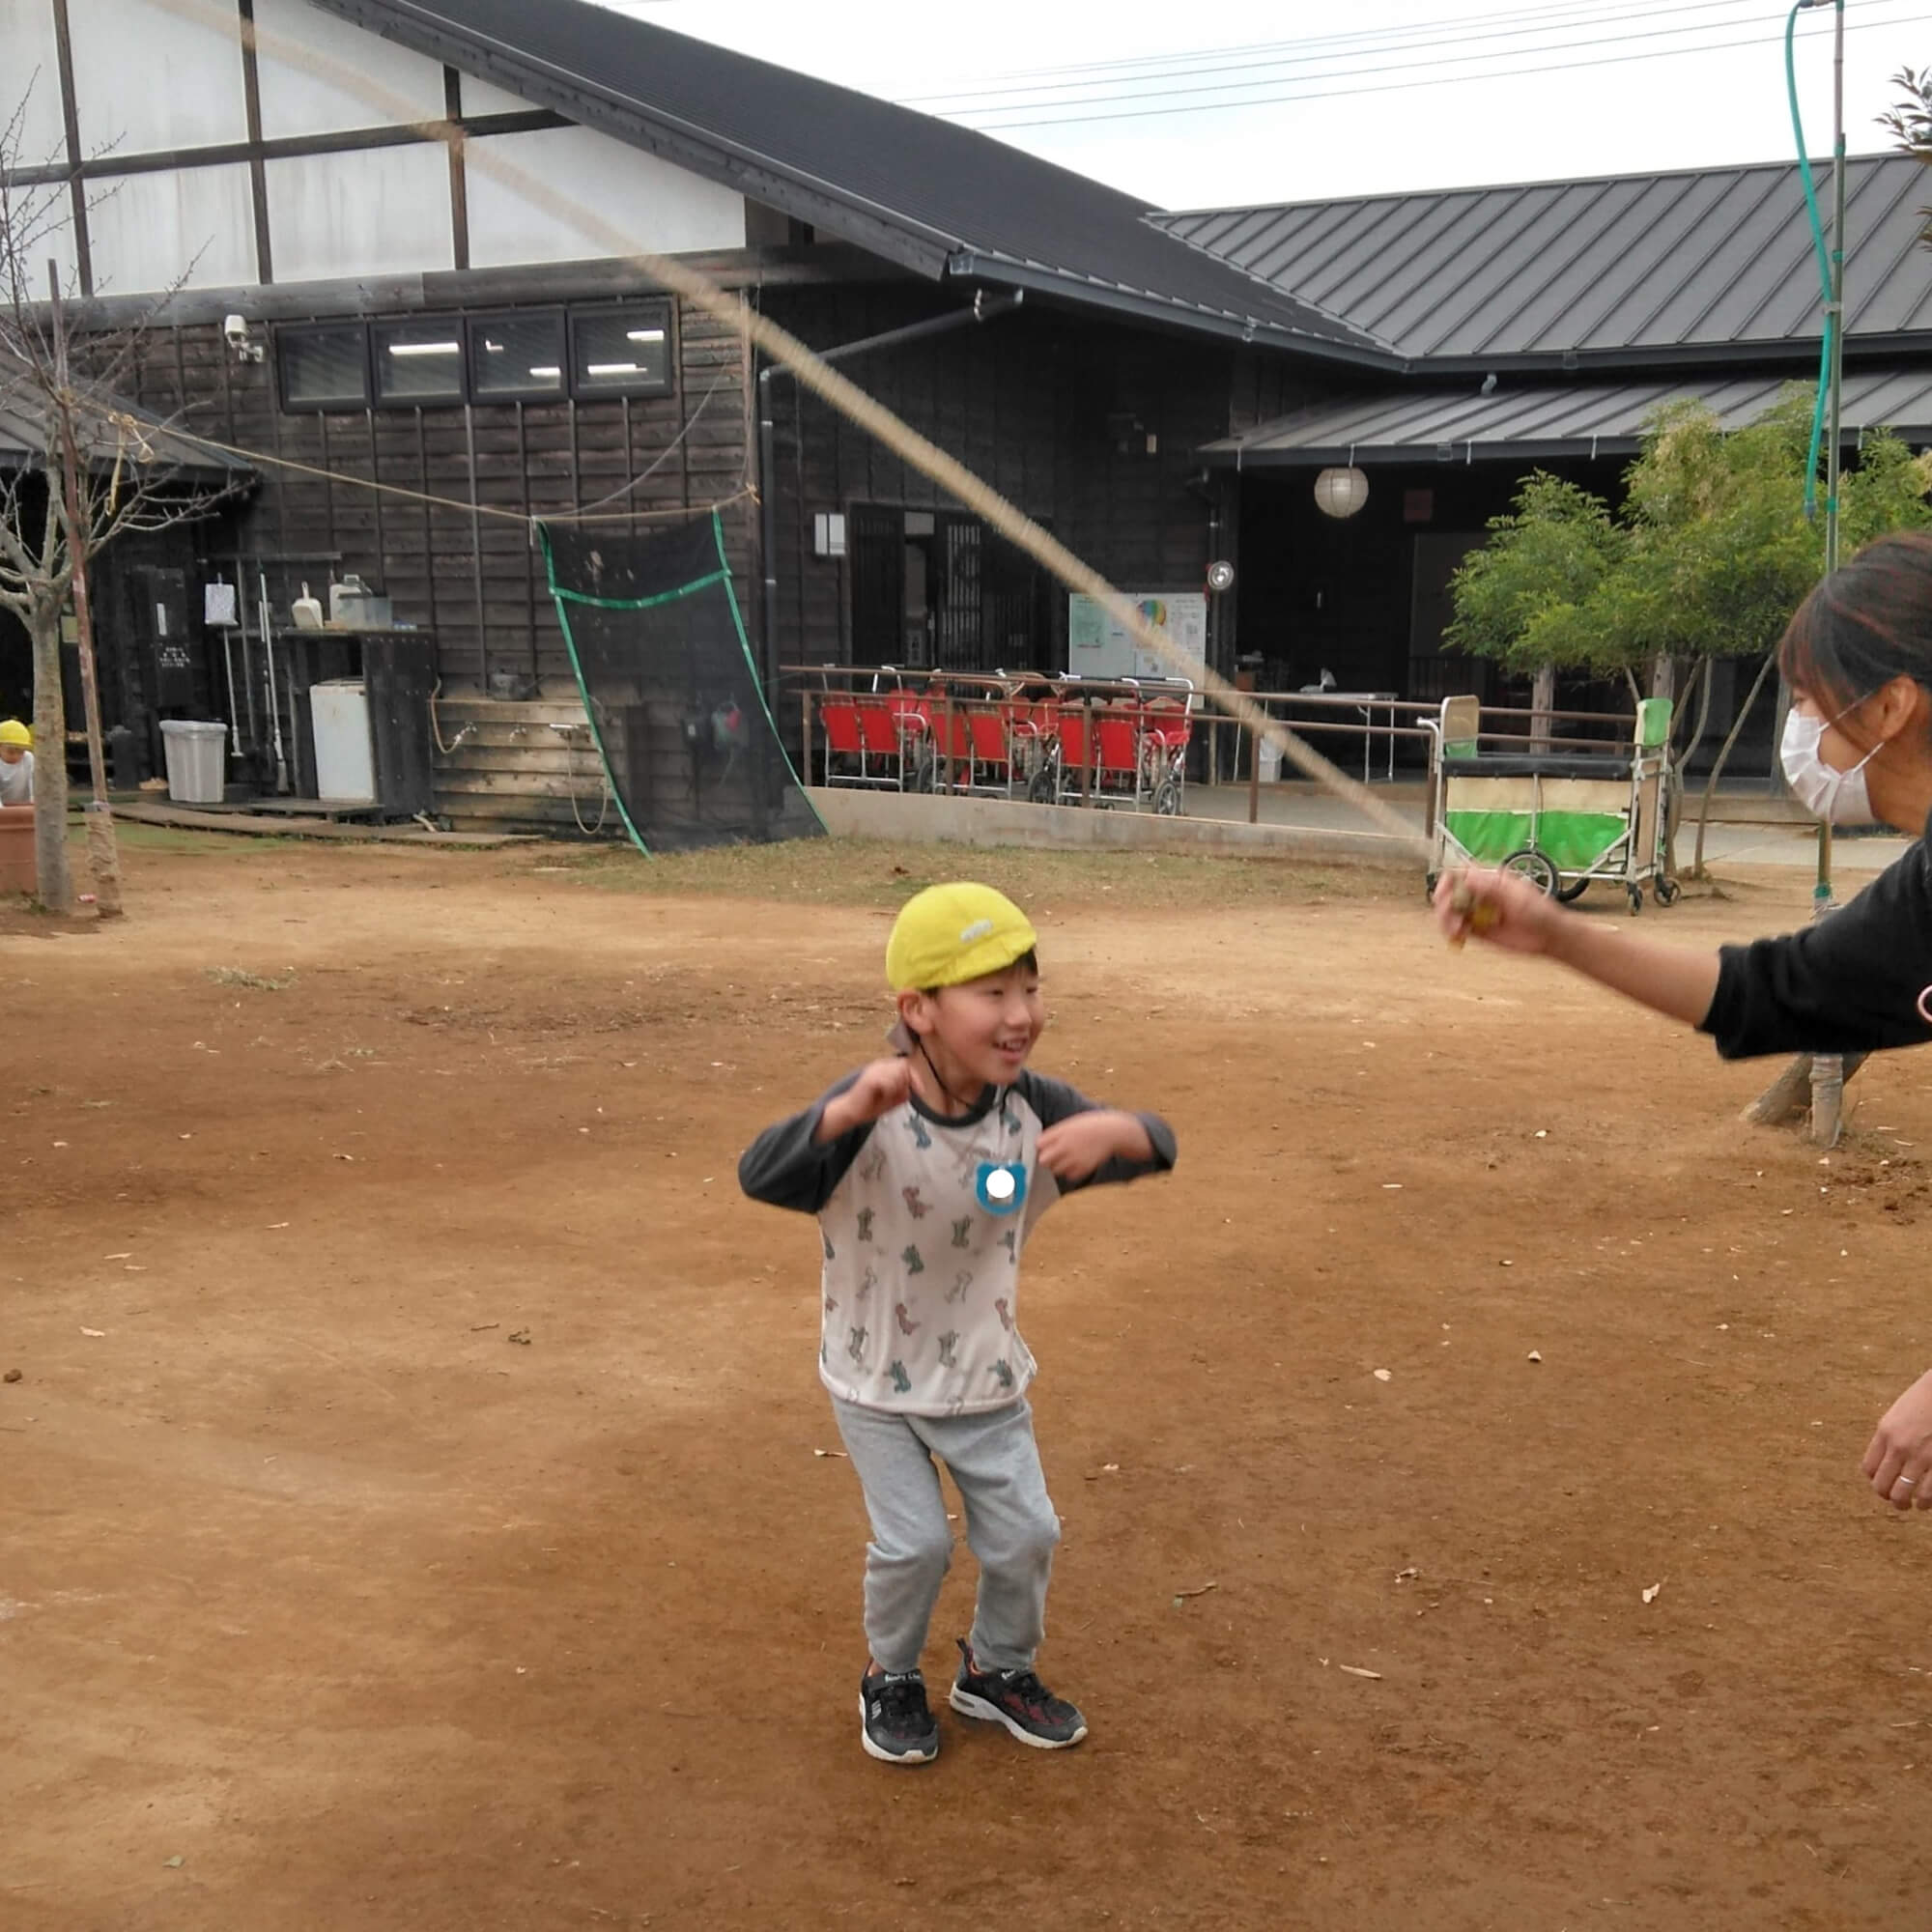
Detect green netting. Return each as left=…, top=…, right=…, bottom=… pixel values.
left=537, top=512, right=823, bottom=853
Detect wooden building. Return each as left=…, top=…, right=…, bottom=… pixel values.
left=9, top=0, right=1932, bottom=824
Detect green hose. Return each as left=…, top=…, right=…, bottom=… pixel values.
left=1786, top=0, right=1839, bottom=523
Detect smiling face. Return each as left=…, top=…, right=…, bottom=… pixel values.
left=897, top=956, right=1044, bottom=1109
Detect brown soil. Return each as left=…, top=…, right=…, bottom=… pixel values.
left=5, top=833, right=1931, bottom=1929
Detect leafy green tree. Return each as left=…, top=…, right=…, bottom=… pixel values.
left=1445, top=389, right=1932, bottom=870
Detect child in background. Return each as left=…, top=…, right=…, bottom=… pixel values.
left=0, top=721, right=33, bottom=807
left=739, top=882, right=1176, bottom=1765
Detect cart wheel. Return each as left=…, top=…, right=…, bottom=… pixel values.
left=1555, top=876, right=1590, bottom=904
left=1151, top=775, right=1181, bottom=816
left=1027, top=765, right=1058, bottom=806
left=1501, top=847, right=1559, bottom=896
left=1627, top=884, right=1644, bottom=916
left=1653, top=876, right=1682, bottom=906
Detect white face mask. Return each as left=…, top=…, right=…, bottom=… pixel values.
left=1779, top=709, right=1880, bottom=826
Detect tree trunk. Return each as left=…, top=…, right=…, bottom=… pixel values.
left=28, top=604, right=72, bottom=913
left=1691, top=652, right=1776, bottom=879
left=1530, top=664, right=1556, bottom=753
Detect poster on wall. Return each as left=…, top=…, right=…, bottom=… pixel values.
left=1066, top=590, right=1208, bottom=690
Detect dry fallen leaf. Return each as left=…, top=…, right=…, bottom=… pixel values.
left=1641, top=1582, right=1662, bottom=1605
left=1526, top=1350, right=1543, bottom=1363
left=1373, top=1368, right=1393, bottom=1382
left=1338, top=1664, right=1383, bottom=1680
left=812, top=1448, right=848, bottom=1459
left=80, top=1327, right=105, bottom=1338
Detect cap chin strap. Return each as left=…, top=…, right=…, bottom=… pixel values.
left=914, top=1033, right=982, bottom=1117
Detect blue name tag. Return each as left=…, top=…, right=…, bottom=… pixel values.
left=975, top=1161, right=1027, bottom=1216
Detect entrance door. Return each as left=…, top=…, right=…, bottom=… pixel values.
left=1407, top=531, right=1490, bottom=704
left=847, top=504, right=1050, bottom=673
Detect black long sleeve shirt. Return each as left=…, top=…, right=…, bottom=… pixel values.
left=1700, top=818, right=1932, bottom=1060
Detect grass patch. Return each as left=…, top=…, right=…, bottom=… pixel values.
left=538, top=836, right=1403, bottom=915
left=207, top=966, right=297, bottom=991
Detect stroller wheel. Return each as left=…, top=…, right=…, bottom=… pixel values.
left=1501, top=847, right=1559, bottom=896
left=1653, top=876, right=1682, bottom=906
left=1151, top=775, right=1182, bottom=816
left=1554, top=875, right=1590, bottom=904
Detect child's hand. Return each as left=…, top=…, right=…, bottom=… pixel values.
left=1037, top=1109, right=1149, bottom=1183
left=1433, top=867, right=1565, bottom=954
left=816, top=1057, right=916, bottom=1141
left=1863, top=1367, right=1932, bottom=1509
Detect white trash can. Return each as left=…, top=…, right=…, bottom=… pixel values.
left=1257, top=736, right=1283, bottom=783
left=159, top=720, right=228, bottom=804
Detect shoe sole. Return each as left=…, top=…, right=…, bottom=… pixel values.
left=949, top=1683, right=1088, bottom=1749
left=858, top=1691, right=939, bottom=1765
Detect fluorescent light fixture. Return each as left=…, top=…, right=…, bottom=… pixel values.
left=529, top=365, right=561, bottom=379
left=586, top=361, right=642, bottom=376
left=389, top=340, right=461, bottom=357
left=626, top=328, right=665, bottom=345
left=482, top=337, right=506, bottom=354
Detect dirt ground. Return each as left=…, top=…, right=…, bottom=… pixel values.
left=6, top=829, right=1932, bottom=1930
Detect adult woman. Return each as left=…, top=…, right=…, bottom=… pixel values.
left=1435, top=528, right=1932, bottom=1511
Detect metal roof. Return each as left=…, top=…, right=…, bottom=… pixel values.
left=307, top=0, right=1389, bottom=361
left=0, top=363, right=254, bottom=483
left=1158, top=156, right=1932, bottom=368
left=1201, top=369, right=1932, bottom=469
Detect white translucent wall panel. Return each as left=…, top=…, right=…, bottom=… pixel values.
left=455, top=73, right=531, bottom=119
left=466, top=127, right=744, bottom=268
left=0, top=0, right=68, bottom=166
left=266, top=143, right=452, bottom=283
left=71, top=0, right=246, bottom=156
left=254, top=0, right=445, bottom=138
left=88, top=163, right=256, bottom=296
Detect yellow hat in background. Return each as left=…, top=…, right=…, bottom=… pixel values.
left=0, top=720, right=31, bottom=748
left=886, top=882, right=1037, bottom=992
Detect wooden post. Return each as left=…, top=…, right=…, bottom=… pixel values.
left=47, top=263, right=123, bottom=917
left=942, top=687, right=955, bottom=795
left=1248, top=719, right=1261, bottom=825
left=799, top=686, right=811, bottom=786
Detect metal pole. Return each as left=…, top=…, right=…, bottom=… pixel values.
left=46, top=262, right=123, bottom=916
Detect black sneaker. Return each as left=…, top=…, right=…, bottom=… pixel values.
left=859, top=1667, right=940, bottom=1765
left=948, top=1637, right=1088, bottom=1749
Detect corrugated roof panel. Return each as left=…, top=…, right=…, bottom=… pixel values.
left=1202, top=367, right=1932, bottom=465
left=1156, top=156, right=1932, bottom=360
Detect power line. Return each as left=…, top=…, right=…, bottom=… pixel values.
left=949, top=7, right=1931, bottom=130
left=903, top=0, right=1794, bottom=105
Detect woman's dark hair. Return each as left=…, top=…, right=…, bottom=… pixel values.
left=1779, top=528, right=1932, bottom=710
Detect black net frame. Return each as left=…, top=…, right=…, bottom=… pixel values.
left=538, top=512, right=822, bottom=853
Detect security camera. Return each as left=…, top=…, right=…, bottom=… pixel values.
left=223, top=314, right=263, bottom=362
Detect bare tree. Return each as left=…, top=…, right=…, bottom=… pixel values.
left=0, top=90, right=240, bottom=913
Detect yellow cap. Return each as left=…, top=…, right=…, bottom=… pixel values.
left=885, top=882, right=1037, bottom=992
left=0, top=720, right=29, bottom=749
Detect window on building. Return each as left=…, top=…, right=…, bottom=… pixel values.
left=468, top=310, right=566, bottom=402
left=371, top=318, right=467, bottom=406
left=570, top=301, right=672, bottom=397
left=277, top=322, right=370, bottom=411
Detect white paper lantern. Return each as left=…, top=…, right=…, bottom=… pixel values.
left=1314, top=466, right=1370, bottom=519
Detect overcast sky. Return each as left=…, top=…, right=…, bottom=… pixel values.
left=597, top=0, right=1932, bottom=209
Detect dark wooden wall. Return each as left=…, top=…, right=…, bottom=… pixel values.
left=120, top=296, right=758, bottom=696
left=761, top=289, right=1248, bottom=673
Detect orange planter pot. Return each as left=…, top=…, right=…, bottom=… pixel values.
left=0, top=807, right=38, bottom=895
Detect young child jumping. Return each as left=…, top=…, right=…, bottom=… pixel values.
left=738, top=881, right=1176, bottom=1765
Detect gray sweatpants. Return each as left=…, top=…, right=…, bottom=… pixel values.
left=831, top=1395, right=1062, bottom=1677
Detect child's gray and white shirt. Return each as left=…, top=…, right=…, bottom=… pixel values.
left=740, top=1070, right=1175, bottom=1416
